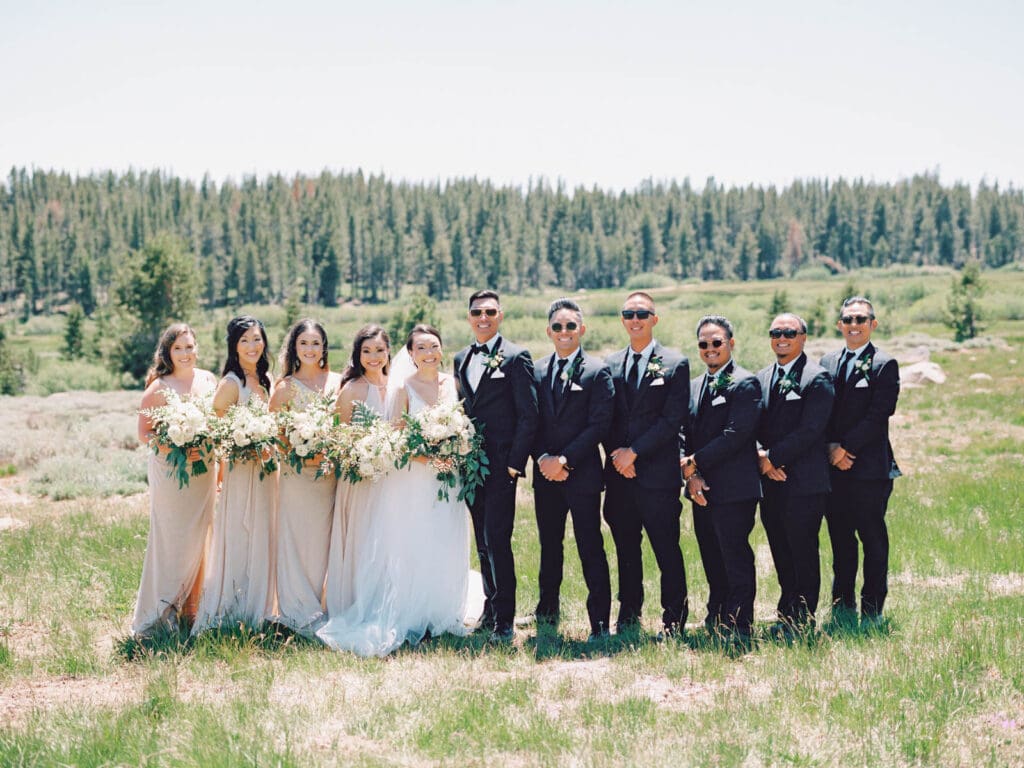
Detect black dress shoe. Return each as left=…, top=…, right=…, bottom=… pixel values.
left=614, top=617, right=641, bottom=635
left=488, top=625, right=514, bottom=644
left=656, top=623, right=682, bottom=642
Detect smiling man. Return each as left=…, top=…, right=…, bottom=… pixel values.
left=756, top=313, right=835, bottom=633
left=820, top=297, right=900, bottom=628
left=529, top=298, right=614, bottom=641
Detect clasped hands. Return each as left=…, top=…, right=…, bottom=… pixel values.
left=680, top=455, right=709, bottom=507
left=537, top=455, right=569, bottom=482
left=609, top=447, right=637, bottom=479
left=828, top=442, right=856, bottom=471
left=758, top=449, right=787, bottom=481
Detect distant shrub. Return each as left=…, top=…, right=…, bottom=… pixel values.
left=791, top=265, right=832, bottom=281
left=625, top=272, right=675, bottom=290
left=29, top=452, right=147, bottom=500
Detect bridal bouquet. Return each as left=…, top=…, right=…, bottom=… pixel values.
left=211, top=397, right=279, bottom=478
left=140, top=389, right=214, bottom=488
left=277, top=394, right=337, bottom=476
left=329, top=401, right=402, bottom=483
left=400, top=400, right=490, bottom=503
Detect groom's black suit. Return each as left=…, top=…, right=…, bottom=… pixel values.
left=602, top=342, right=690, bottom=631
left=756, top=353, right=834, bottom=624
left=531, top=350, right=614, bottom=635
left=820, top=342, right=900, bottom=617
left=454, top=335, right=538, bottom=632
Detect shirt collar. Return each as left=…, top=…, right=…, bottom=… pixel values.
left=629, top=339, right=657, bottom=361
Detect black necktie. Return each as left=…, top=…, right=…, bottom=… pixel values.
left=700, top=374, right=714, bottom=411
left=835, top=350, right=852, bottom=396
left=553, top=358, right=568, bottom=399
left=628, top=353, right=642, bottom=391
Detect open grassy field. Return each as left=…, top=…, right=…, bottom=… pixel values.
left=1, top=267, right=1022, bottom=766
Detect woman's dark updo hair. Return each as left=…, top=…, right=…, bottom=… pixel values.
left=146, top=323, right=197, bottom=386
left=222, top=315, right=272, bottom=393
left=340, top=324, right=391, bottom=388
left=278, top=318, right=329, bottom=378
left=405, top=324, right=443, bottom=353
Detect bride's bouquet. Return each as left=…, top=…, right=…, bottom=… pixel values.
left=328, top=401, right=402, bottom=484
left=140, top=389, right=214, bottom=488
left=399, top=400, right=490, bottom=503
left=211, top=397, right=279, bottom=478
left=277, top=394, right=337, bottom=477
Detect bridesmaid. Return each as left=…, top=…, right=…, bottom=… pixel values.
left=270, top=319, right=341, bottom=633
left=132, top=323, right=217, bottom=636
left=320, top=324, right=391, bottom=622
left=193, top=315, right=278, bottom=633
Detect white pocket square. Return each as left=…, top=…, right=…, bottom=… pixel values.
left=711, top=395, right=727, bottom=406
left=854, top=378, right=869, bottom=388
left=489, top=370, right=505, bottom=379
left=785, top=390, right=802, bottom=401
left=570, top=382, right=584, bottom=391
left=649, top=378, right=665, bottom=387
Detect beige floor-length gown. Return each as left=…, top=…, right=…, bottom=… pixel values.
left=131, top=375, right=217, bottom=636
left=193, top=372, right=278, bottom=632
left=275, top=372, right=341, bottom=633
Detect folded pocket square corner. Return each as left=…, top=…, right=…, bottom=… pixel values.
left=570, top=382, right=584, bottom=391
left=649, top=378, right=665, bottom=387
left=854, top=378, right=869, bottom=388
left=489, top=370, right=506, bottom=379
left=711, top=395, right=727, bottom=406
left=785, top=390, right=802, bottom=401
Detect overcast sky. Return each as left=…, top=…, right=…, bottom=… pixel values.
left=2, top=0, right=1021, bottom=191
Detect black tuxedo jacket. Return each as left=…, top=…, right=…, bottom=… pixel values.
left=603, top=342, right=690, bottom=491
left=687, top=361, right=762, bottom=505
left=820, top=343, right=900, bottom=481
left=454, top=336, right=538, bottom=475
left=756, top=353, right=834, bottom=496
left=531, top=351, right=615, bottom=494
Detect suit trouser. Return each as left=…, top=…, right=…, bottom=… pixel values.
left=760, top=483, right=825, bottom=623
left=693, top=498, right=758, bottom=634
left=468, top=471, right=519, bottom=628
left=603, top=480, right=688, bottom=629
left=533, top=481, right=611, bottom=634
left=825, top=474, right=892, bottom=617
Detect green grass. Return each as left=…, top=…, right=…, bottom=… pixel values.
left=0, top=270, right=1022, bottom=766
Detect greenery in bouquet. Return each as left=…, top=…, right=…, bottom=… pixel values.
left=328, top=401, right=402, bottom=484
left=276, top=393, right=338, bottom=477
left=140, top=388, right=215, bottom=488
left=211, top=396, right=280, bottom=478
left=399, top=399, right=490, bottom=503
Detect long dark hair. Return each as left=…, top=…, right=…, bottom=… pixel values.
left=146, top=323, right=197, bottom=387
left=340, top=324, right=391, bottom=388
left=278, top=318, right=329, bottom=378
left=222, top=315, right=272, bottom=393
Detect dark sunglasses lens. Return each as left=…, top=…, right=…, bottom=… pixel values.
left=551, top=322, right=578, bottom=332
left=841, top=315, right=870, bottom=325
left=769, top=329, right=800, bottom=339
left=621, top=310, right=652, bottom=320
left=698, top=339, right=725, bottom=349
left=470, top=308, right=499, bottom=317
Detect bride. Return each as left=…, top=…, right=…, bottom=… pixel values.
left=318, top=324, right=480, bottom=656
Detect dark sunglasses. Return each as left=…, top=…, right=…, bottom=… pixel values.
left=768, top=328, right=804, bottom=339
left=469, top=308, right=500, bottom=318
left=698, top=339, right=726, bottom=350
left=621, top=309, right=653, bottom=320
left=840, top=314, right=874, bottom=325
left=550, top=321, right=579, bottom=332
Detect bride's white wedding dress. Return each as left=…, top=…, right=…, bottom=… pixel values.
left=317, top=374, right=479, bottom=656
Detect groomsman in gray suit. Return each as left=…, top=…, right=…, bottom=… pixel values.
left=820, top=297, right=900, bottom=626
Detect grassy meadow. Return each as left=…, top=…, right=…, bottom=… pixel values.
left=1, top=265, right=1022, bottom=766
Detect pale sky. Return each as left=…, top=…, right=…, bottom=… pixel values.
left=2, top=0, right=1021, bottom=191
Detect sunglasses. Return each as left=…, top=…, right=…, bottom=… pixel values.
left=698, top=339, right=726, bottom=350
left=621, top=309, right=653, bottom=320
left=840, top=314, right=874, bottom=325
left=768, top=328, right=804, bottom=339
left=469, top=308, right=500, bottom=318
left=550, top=321, right=579, bottom=332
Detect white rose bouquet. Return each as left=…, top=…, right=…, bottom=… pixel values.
left=140, top=389, right=215, bottom=488
left=211, top=397, right=279, bottom=478
left=399, top=399, right=490, bottom=503
left=328, top=401, right=402, bottom=484
left=277, top=394, right=337, bottom=477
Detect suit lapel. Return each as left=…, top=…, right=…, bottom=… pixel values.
left=537, top=353, right=556, bottom=419
left=457, top=349, right=476, bottom=405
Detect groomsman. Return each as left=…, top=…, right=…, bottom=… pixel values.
left=820, top=297, right=900, bottom=626
left=454, top=290, right=538, bottom=642
left=756, top=313, right=834, bottom=631
left=531, top=298, right=614, bottom=640
left=681, top=315, right=762, bottom=639
left=603, top=291, right=690, bottom=636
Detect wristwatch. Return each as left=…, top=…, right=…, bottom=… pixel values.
left=557, top=456, right=568, bottom=466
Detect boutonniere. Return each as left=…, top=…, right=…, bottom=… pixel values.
left=777, top=369, right=799, bottom=395
left=853, top=354, right=872, bottom=380
left=710, top=372, right=734, bottom=396
left=645, top=355, right=665, bottom=380
left=559, top=356, right=582, bottom=383
left=484, top=349, right=504, bottom=371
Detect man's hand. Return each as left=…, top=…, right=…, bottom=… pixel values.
left=680, top=455, right=697, bottom=480
left=538, top=455, right=569, bottom=482
left=507, top=467, right=519, bottom=479
left=610, top=447, right=637, bottom=477
left=828, top=443, right=856, bottom=471
left=758, top=449, right=787, bottom=482
left=687, top=474, right=710, bottom=507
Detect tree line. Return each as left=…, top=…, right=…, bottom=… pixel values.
left=1, top=167, right=1021, bottom=318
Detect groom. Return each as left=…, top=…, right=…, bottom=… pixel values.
left=455, top=289, right=538, bottom=642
